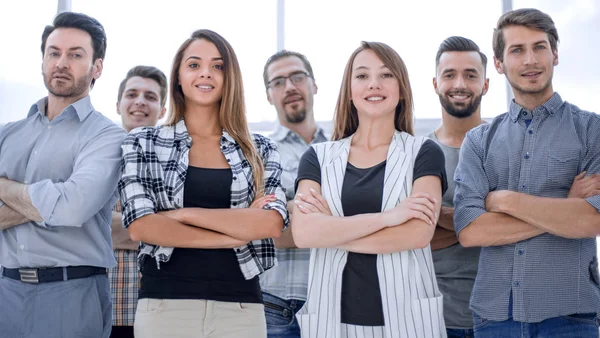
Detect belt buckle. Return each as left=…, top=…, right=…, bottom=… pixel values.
left=18, top=268, right=39, bottom=284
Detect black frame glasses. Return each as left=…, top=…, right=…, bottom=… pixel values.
left=267, top=71, right=310, bottom=90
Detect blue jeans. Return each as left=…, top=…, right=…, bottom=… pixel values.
left=447, top=328, right=475, bottom=338
left=473, top=312, right=599, bottom=337
left=263, top=292, right=304, bottom=338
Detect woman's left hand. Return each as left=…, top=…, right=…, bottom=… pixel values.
left=295, top=188, right=332, bottom=216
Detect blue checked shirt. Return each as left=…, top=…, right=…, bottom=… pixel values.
left=454, top=93, right=600, bottom=323
left=118, top=119, right=289, bottom=280
left=260, top=124, right=329, bottom=301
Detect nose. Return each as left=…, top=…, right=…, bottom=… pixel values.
left=55, top=54, right=69, bottom=69
left=453, top=76, right=466, bottom=89
left=284, top=77, right=298, bottom=93
left=368, top=77, right=381, bottom=90
left=134, top=95, right=146, bottom=106
left=523, top=49, right=538, bottom=66
left=198, top=66, right=212, bottom=78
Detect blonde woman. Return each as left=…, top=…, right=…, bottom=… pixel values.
left=118, top=29, right=288, bottom=338
left=293, top=42, right=447, bottom=338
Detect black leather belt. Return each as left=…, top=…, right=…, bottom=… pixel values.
left=2, top=266, right=107, bottom=284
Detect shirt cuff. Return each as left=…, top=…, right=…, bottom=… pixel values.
left=28, top=179, right=61, bottom=226
left=585, top=195, right=600, bottom=213
left=454, top=203, right=487, bottom=234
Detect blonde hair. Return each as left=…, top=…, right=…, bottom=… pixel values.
left=166, top=29, right=264, bottom=194
left=332, top=41, right=414, bottom=140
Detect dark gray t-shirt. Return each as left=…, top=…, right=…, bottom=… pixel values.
left=297, top=140, right=447, bottom=326
left=429, top=131, right=481, bottom=329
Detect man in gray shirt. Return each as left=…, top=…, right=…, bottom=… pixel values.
left=0, top=12, right=124, bottom=338
left=261, top=50, right=328, bottom=338
left=429, top=36, right=489, bottom=338
left=454, top=8, right=600, bottom=337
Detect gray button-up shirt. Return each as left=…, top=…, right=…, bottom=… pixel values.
left=0, top=96, right=125, bottom=269
left=454, top=93, right=600, bottom=323
left=259, top=123, right=328, bottom=301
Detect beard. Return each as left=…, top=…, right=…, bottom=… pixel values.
left=438, top=91, right=483, bottom=119
left=284, top=109, right=307, bottom=124
left=44, top=68, right=93, bottom=98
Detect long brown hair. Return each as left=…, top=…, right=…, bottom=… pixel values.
left=166, top=29, right=264, bottom=194
left=332, top=41, right=414, bottom=140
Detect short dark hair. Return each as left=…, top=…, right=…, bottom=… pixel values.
left=435, top=36, right=487, bottom=73
left=493, top=8, right=559, bottom=62
left=41, top=12, right=107, bottom=88
left=117, top=66, right=168, bottom=107
left=263, top=50, right=314, bottom=89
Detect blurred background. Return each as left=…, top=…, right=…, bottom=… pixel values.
left=0, top=0, right=597, bottom=135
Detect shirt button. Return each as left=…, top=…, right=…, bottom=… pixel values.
left=521, top=184, right=526, bottom=189
left=518, top=249, right=525, bottom=255
left=528, top=130, right=533, bottom=134
left=522, top=111, right=528, bottom=116
left=24, top=180, right=29, bottom=184
left=232, top=176, right=237, bottom=181
left=226, top=158, right=230, bottom=162
left=47, top=126, right=52, bottom=129
left=232, top=202, right=237, bottom=206
left=20, top=245, right=24, bottom=250
left=514, top=281, right=521, bottom=287
left=524, top=152, right=530, bottom=159
left=235, top=248, right=241, bottom=253
left=33, top=150, right=38, bottom=155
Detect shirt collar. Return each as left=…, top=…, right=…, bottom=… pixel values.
left=508, top=92, right=564, bottom=122
left=270, top=123, right=327, bottom=143
left=174, top=118, right=236, bottom=145
left=27, top=95, right=95, bottom=122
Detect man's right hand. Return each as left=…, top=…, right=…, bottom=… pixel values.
left=569, top=171, right=600, bottom=198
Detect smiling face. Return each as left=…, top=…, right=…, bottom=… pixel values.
left=42, top=27, right=102, bottom=100
left=350, top=49, right=400, bottom=120
left=117, top=76, right=166, bottom=132
left=266, top=56, right=317, bottom=124
left=495, top=25, right=558, bottom=104
left=178, top=38, right=224, bottom=110
left=434, top=51, right=489, bottom=118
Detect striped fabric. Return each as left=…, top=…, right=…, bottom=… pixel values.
left=118, top=119, right=289, bottom=280
left=297, top=131, right=446, bottom=338
left=454, top=93, right=600, bottom=323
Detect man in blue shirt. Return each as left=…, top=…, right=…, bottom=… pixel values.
left=0, top=12, right=125, bottom=338
left=454, top=8, right=600, bottom=337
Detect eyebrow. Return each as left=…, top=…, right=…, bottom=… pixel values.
left=184, top=56, right=224, bottom=62
left=47, top=45, right=87, bottom=53
left=353, top=65, right=389, bottom=71
left=508, top=40, right=549, bottom=49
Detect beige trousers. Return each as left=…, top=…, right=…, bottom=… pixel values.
left=134, top=298, right=266, bottom=338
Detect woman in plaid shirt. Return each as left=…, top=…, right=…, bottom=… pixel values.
left=118, top=29, right=288, bottom=338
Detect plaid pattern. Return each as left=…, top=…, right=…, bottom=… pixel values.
left=118, top=119, right=288, bottom=280
left=108, top=200, right=139, bottom=326
left=109, top=249, right=139, bottom=326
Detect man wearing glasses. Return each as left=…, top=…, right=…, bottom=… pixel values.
left=261, top=51, right=328, bottom=338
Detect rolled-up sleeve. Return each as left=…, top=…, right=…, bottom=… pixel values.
left=583, top=116, right=600, bottom=212
left=28, top=125, right=125, bottom=227
left=453, top=130, right=490, bottom=234
left=118, top=132, right=157, bottom=229
left=261, top=138, right=290, bottom=230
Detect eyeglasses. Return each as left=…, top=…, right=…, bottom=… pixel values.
left=267, top=71, right=310, bottom=90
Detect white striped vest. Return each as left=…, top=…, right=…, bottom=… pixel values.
left=296, top=131, right=447, bottom=338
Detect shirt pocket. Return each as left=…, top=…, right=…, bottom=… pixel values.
left=547, top=154, right=579, bottom=189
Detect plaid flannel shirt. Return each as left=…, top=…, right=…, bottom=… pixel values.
left=118, top=119, right=289, bottom=280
